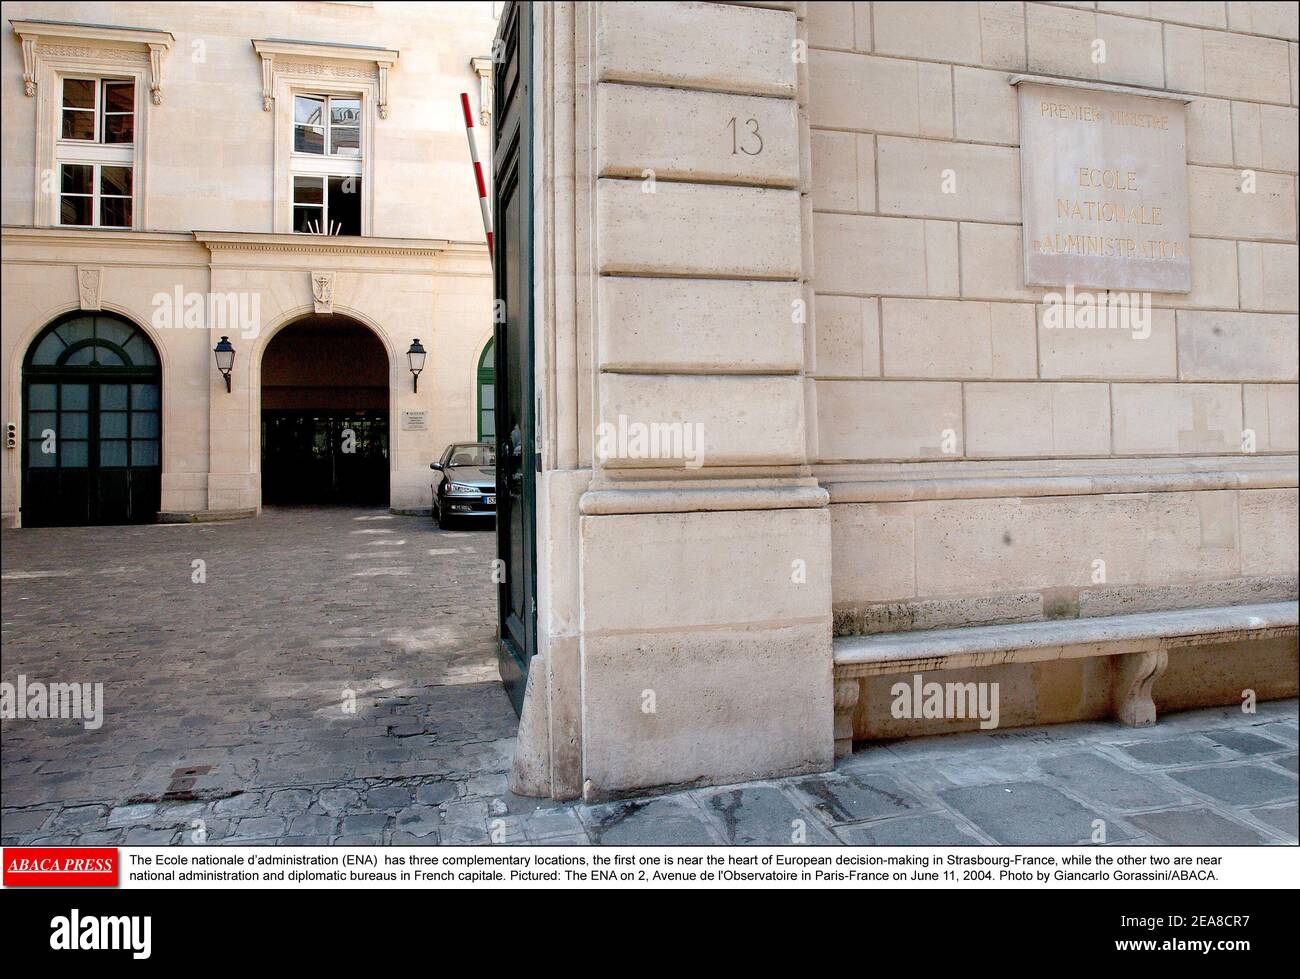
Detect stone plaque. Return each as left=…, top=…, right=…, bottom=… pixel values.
left=1014, top=78, right=1192, bottom=293
left=399, top=410, right=428, bottom=431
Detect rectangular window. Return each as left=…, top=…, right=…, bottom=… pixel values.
left=294, top=94, right=361, bottom=157
left=293, top=174, right=361, bottom=235
left=61, top=78, right=134, bottom=144
left=59, top=163, right=133, bottom=228
left=56, top=76, right=136, bottom=229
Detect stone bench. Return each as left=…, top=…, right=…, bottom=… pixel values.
left=832, top=601, right=1299, bottom=757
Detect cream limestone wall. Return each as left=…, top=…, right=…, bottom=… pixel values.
left=806, top=1, right=1300, bottom=634
left=1, top=2, right=498, bottom=522
left=521, top=1, right=834, bottom=801
left=517, top=1, right=1297, bottom=799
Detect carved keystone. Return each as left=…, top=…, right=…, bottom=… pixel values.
left=833, top=676, right=860, bottom=758
left=1111, top=649, right=1168, bottom=727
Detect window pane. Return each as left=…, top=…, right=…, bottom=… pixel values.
left=103, top=81, right=134, bottom=112
left=27, top=411, right=56, bottom=437
left=100, top=440, right=128, bottom=466
left=30, top=334, right=65, bottom=366
left=101, top=384, right=129, bottom=409
left=294, top=95, right=324, bottom=125
left=294, top=205, right=324, bottom=234
left=61, top=412, right=89, bottom=438
left=328, top=176, right=362, bottom=235
left=101, top=166, right=132, bottom=197
left=100, top=197, right=133, bottom=228
left=96, top=319, right=133, bottom=346
left=293, top=175, right=324, bottom=204
left=294, top=125, right=325, bottom=154
left=63, top=78, right=95, bottom=109
left=330, top=98, right=360, bottom=125
left=60, top=196, right=92, bottom=225
left=330, top=125, right=360, bottom=157
left=61, top=384, right=90, bottom=409
left=28, top=383, right=57, bottom=409
left=480, top=410, right=495, bottom=440
left=102, top=113, right=134, bottom=144
left=131, top=412, right=160, bottom=438
left=65, top=346, right=96, bottom=366
left=123, top=334, right=157, bottom=367
left=100, top=413, right=128, bottom=438
left=61, top=109, right=95, bottom=140
left=27, top=441, right=56, bottom=467
left=481, top=383, right=494, bottom=410
left=58, top=319, right=94, bottom=345
left=131, top=440, right=160, bottom=466
left=131, top=384, right=159, bottom=409
left=61, top=441, right=89, bottom=468
left=61, top=164, right=93, bottom=194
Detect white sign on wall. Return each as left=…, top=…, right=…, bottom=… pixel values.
left=399, top=410, right=428, bottom=431
left=1013, top=77, right=1192, bottom=293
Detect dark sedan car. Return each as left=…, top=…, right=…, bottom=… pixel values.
left=431, top=442, right=496, bottom=529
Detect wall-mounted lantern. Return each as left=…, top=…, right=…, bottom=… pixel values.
left=213, top=336, right=235, bottom=393
left=407, top=338, right=426, bottom=392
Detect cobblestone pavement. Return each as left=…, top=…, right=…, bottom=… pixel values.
left=2, top=509, right=1296, bottom=846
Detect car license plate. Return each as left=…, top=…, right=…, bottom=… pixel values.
left=485, top=496, right=495, bottom=505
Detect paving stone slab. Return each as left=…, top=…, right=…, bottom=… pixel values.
left=1168, top=765, right=1297, bottom=807
left=1119, top=737, right=1223, bottom=767
left=792, top=772, right=926, bottom=824
left=1038, top=752, right=1182, bottom=811
left=1127, top=808, right=1268, bottom=845
left=835, top=814, right=984, bottom=846
left=695, top=785, right=832, bottom=845
left=940, top=781, right=1129, bottom=845
left=1200, top=729, right=1290, bottom=756
left=1248, top=803, right=1297, bottom=840
left=580, top=797, right=719, bottom=845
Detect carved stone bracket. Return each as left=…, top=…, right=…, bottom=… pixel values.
left=311, top=270, right=336, bottom=314
left=252, top=39, right=398, bottom=117
left=833, top=677, right=860, bottom=758
left=77, top=266, right=104, bottom=311
left=1111, top=648, right=1169, bottom=727
left=20, top=35, right=36, bottom=96
left=12, top=21, right=173, bottom=101
left=470, top=56, right=493, bottom=126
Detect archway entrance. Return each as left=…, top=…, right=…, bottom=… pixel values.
left=260, top=316, right=390, bottom=505
left=21, top=312, right=161, bottom=527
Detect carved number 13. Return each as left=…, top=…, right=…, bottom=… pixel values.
left=727, top=117, right=763, bottom=156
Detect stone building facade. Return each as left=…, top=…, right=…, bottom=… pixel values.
left=1, top=2, right=498, bottom=523
left=510, top=1, right=1298, bottom=800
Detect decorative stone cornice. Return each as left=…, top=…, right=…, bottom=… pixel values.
left=192, top=230, right=485, bottom=258
left=470, top=56, right=493, bottom=126
left=251, top=38, right=399, bottom=117
left=11, top=18, right=173, bottom=103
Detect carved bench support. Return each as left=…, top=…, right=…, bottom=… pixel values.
left=1110, top=648, right=1169, bottom=727
left=833, top=677, right=860, bottom=758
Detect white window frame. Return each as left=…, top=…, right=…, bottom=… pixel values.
left=13, top=20, right=170, bottom=230
left=57, top=161, right=134, bottom=229
left=254, top=39, right=395, bottom=236
left=59, top=76, right=135, bottom=145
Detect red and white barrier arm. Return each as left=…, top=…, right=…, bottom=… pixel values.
left=460, top=92, right=493, bottom=260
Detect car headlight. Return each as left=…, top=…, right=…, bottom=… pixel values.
left=447, top=482, right=479, bottom=495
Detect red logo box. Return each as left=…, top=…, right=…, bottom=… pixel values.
left=3, top=848, right=118, bottom=887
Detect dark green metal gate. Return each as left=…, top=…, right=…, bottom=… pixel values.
left=21, top=313, right=161, bottom=527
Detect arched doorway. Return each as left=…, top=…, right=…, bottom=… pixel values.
left=260, top=315, right=390, bottom=505
left=476, top=338, right=495, bottom=441
left=21, top=312, right=161, bottom=526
